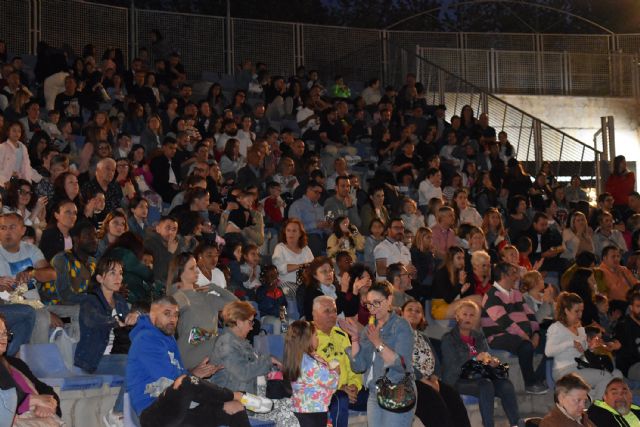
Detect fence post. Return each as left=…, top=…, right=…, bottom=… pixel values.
left=607, top=115, right=616, bottom=160
left=128, top=0, right=136, bottom=66
left=225, top=4, right=233, bottom=75
left=533, top=119, right=543, bottom=172
left=381, top=30, right=389, bottom=85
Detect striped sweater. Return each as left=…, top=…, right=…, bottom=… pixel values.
left=481, top=283, right=539, bottom=343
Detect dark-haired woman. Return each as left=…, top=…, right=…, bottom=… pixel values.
left=168, top=252, right=237, bottom=371
left=103, top=231, right=155, bottom=306
left=301, top=257, right=348, bottom=320
left=0, top=313, right=62, bottom=424
left=326, top=216, right=364, bottom=261
left=74, top=257, right=138, bottom=412
left=402, top=300, right=470, bottom=427
left=606, top=155, right=636, bottom=214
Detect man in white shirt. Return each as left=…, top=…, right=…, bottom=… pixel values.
left=373, top=218, right=414, bottom=280
left=418, top=168, right=443, bottom=210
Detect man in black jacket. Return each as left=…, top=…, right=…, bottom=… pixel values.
left=587, top=378, right=640, bottom=426
left=614, top=291, right=640, bottom=380
left=149, top=138, right=182, bottom=204
left=525, top=212, right=569, bottom=275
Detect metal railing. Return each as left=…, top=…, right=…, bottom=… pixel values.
left=384, top=41, right=602, bottom=182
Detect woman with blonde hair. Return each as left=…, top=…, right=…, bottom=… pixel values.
left=211, top=301, right=281, bottom=394
left=441, top=300, right=521, bottom=427
left=410, top=227, right=436, bottom=295
left=561, top=211, right=593, bottom=262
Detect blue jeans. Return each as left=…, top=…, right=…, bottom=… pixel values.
left=0, top=304, right=36, bottom=356
left=0, top=388, right=16, bottom=427
left=366, top=384, right=416, bottom=427
left=94, top=354, right=128, bottom=412
left=455, top=378, right=520, bottom=427
left=328, top=388, right=368, bottom=427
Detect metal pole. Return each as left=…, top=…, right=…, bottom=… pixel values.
left=600, top=116, right=610, bottom=162
left=129, top=0, right=135, bottom=65
left=533, top=119, right=543, bottom=172
left=607, top=116, right=616, bottom=161
left=226, top=0, right=232, bottom=75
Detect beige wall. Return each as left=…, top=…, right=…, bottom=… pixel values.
left=499, top=94, right=640, bottom=164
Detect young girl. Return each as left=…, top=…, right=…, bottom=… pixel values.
left=256, top=265, right=288, bottom=334
left=426, top=197, right=442, bottom=228
left=452, top=188, right=482, bottom=227
left=442, top=173, right=463, bottom=203
left=284, top=320, right=339, bottom=427
left=400, top=198, right=425, bottom=235
left=364, top=218, right=385, bottom=271
left=239, top=244, right=261, bottom=299
left=326, top=216, right=364, bottom=261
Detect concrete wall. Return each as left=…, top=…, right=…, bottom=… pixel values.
left=499, top=94, right=640, bottom=163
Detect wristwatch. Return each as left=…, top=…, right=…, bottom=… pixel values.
left=376, top=344, right=385, bottom=353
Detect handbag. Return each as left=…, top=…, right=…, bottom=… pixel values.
left=375, top=357, right=416, bottom=413
left=460, top=359, right=510, bottom=381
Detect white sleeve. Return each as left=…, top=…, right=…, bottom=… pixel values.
left=544, top=323, right=575, bottom=357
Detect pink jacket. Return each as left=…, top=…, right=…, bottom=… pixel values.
left=0, top=140, right=42, bottom=185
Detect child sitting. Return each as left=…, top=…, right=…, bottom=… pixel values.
left=400, top=198, right=425, bottom=235
left=426, top=197, right=443, bottom=228
left=364, top=219, right=385, bottom=272
left=594, top=294, right=622, bottom=338
left=256, top=265, right=288, bottom=335
left=521, top=270, right=555, bottom=327
left=239, top=244, right=262, bottom=300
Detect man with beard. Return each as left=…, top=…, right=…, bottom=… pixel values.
left=614, top=291, right=640, bottom=380
left=126, top=296, right=262, bottom=427
left=588, top=378, right=640, bottom=426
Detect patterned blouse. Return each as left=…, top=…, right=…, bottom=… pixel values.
left=291, top=353, right=339, bottom=413
left=413, top=330, right=436, bottom=378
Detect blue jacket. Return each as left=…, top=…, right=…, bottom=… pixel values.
left=126, top=315, right=187, bottom=415
left=348, top=311, right=414, bottom=389
left=255, top=284, right=287, bottom=318
left=74, top=289, right=130, bottom=373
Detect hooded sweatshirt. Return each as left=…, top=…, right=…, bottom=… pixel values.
left=126, top=315, right=187, bottom=415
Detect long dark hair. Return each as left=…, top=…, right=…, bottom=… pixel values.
left=104, top=231, right=145, bottom=259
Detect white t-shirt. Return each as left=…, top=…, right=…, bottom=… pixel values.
left=196, top=266, right=227, bottom=289
left=272, top=243, right=314, bottom=283
left=0, top=243, right=45, bottom=278
left=104, top=308, right=117, bottom=355
left=373, top=238, right=412, bottom=280
left=418, top=179, right=443, bottom=206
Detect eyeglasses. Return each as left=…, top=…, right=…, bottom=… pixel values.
left=364, top=299, right=385, bottom=309
left=0, top=331, right=13, bottom=342
left=18, top=189, right=32, bottom=196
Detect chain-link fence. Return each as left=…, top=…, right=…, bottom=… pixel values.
left=4, top=0, right=640, bottom=101
left=417, top=46, right=638, bottom=97
left=0, top=0, right=30, bottom=56
left=136, top=10, right=225, bottom=79
left=40, top=0, right=129, bottom=66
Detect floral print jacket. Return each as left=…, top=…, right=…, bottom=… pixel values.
left=291, top=353, right=339, bottom=413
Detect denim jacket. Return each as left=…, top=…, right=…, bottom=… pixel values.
left=348, top=311, right=414, bottom=389
left=74, top=288, right=130, bottom=373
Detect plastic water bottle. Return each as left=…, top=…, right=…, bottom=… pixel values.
left=279, top=306, right=289, bottom=334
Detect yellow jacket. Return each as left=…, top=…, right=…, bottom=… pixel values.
left=316, top=326, right=363, bottom=391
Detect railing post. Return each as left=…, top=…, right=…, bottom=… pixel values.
left=607, top=115, right=616, bottom=160
left=381, top=30, right=389, bottom=85
left=533, top=119, right=543, bottom=172
left=225, top=3, right=233, bottom=75
left=532, top=119, right=543, bottom=170
left=437, top=69, right=445, bottom=105
left=595, top=151, right=602, bottom=195
left=128, top=0, right=136, bottom=67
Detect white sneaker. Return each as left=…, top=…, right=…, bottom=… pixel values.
left=240, top=393, right=273, bottom=413
left=102, top=409, right=124, bottom=427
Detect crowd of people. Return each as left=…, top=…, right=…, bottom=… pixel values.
left=0, top=32, right=639, bottom=427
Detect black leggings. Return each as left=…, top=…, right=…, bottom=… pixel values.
left=414, top=380, right=471, bottom=427
left=294, top=412, right=328, bottom=427
left=140, top=377, right=250, bottom=427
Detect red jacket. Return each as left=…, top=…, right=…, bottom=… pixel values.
left=605, top=172, right=635, bottom=206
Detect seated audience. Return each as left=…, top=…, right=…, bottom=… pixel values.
left=540, top=373, right=595, bottom=427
